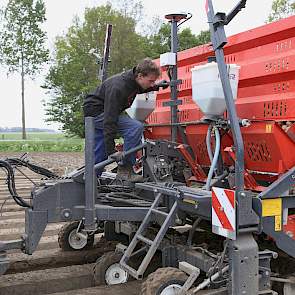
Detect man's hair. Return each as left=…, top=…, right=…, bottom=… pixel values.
left=135, top=58, right=160, bottom=77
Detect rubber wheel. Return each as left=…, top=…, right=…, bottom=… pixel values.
left=93, top=251, right=128, bottom=286
left=58, top=221, right=95, bottom=251
left=140, top=267, right=188, bottom=295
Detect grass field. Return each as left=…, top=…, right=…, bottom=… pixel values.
left=0, top=132, right=66, bottom=140
left=0, top=132, right=84, bottom=152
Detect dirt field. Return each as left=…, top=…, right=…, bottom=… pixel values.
left=1, top=152, right=293, bottom=294
left=0, top=151, right=85, bottom=175
left=0, top=151, right=142, bottom=295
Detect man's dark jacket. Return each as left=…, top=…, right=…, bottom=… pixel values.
left=83, top=68, right=156, bottom=156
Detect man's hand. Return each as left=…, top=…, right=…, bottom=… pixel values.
left=110, top=151, right=125, bottom=163
left=154, top=80, right=169, bottom=91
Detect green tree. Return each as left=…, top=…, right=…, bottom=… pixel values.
left=146, top=23, right=170, bottom=58
left=267, top=0, right=295, bottom=23
left=146, top=23, right=211, bottom=59
left=0, top=0, right=49, bottom=139
left=110, top=0, right=143, bottom=21
left=43, top=2, right=210, bottom=137
left=43, top=4, right=148, bottom=137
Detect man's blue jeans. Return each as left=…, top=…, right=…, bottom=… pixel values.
left=94, top=113, right=144, bottom=175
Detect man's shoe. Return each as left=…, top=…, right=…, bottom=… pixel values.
left=116, top=164, right=144, bottom=183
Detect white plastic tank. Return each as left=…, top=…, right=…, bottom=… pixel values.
left=191, top=62, right=240, bottom=118
left=126, top=92, right=156, bottom=122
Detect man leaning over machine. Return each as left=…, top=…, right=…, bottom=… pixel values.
left=83, top=58, right=168, bottom=182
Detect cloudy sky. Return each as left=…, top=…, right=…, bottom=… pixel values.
left=0, top=0, right=273, bottom=130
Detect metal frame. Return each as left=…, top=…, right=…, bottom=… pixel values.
left=145, top=13, right=295, bottom=179
left=163, top=13, right=186, bottom=142
left=1, top=2, right=295, bottom=294
left=206, top=1, right=261, bottom=293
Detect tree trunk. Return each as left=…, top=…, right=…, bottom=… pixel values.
left=21, top=56, right=26, bottom=140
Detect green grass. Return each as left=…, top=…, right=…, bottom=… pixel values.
left=0, top=132, right=66, bottom=140
left=0, top=132, right=84, bottom=152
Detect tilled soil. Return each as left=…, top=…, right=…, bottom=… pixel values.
left=0, top=152, right=141, bottom=295
left=1, top=152, right=294, bottom=294
left=0, top=151, right=85, bottom=175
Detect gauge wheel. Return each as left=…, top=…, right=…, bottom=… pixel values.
left=58, top=221, right=95, bottom=251
left=140, top=267, right=188, bottom=295
left=93, top=251, right=129, bottom=286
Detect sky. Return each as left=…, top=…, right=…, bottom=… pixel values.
left=0, top=0, right=273, bottom=130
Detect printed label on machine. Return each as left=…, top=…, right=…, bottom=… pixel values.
left=212, top=187, right=236, bottom=240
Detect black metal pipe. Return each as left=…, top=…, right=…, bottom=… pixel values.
left=170, top=18, right=179, bottom=142
left=94, top=142, right=147, bottom=172
left=225, top=0, right=247, bottom=25
left=99, top=24, right=112, bottom=82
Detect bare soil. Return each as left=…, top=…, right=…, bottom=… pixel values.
left=0, top=151, right=137, bottom=295
left=0, top=152, right=85, bottom=175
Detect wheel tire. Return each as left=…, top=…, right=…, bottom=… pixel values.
left=140, top=267, right=188, bottom=295
left=93, top=251, right=128, bottom=286
left=58, top=221, right=95, bottom=251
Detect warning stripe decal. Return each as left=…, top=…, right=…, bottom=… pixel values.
left=225, top=189, right=235, bottom=208
left=212, top=191, right=234, bottom=231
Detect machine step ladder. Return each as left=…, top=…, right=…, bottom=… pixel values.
left=120, top=192, right=178, bottom=279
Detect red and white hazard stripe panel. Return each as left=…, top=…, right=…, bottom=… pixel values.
left=212, top=187, right=236, bottom=240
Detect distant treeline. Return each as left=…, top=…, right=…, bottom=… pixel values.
left=0, top=127, right=56, bottom=133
